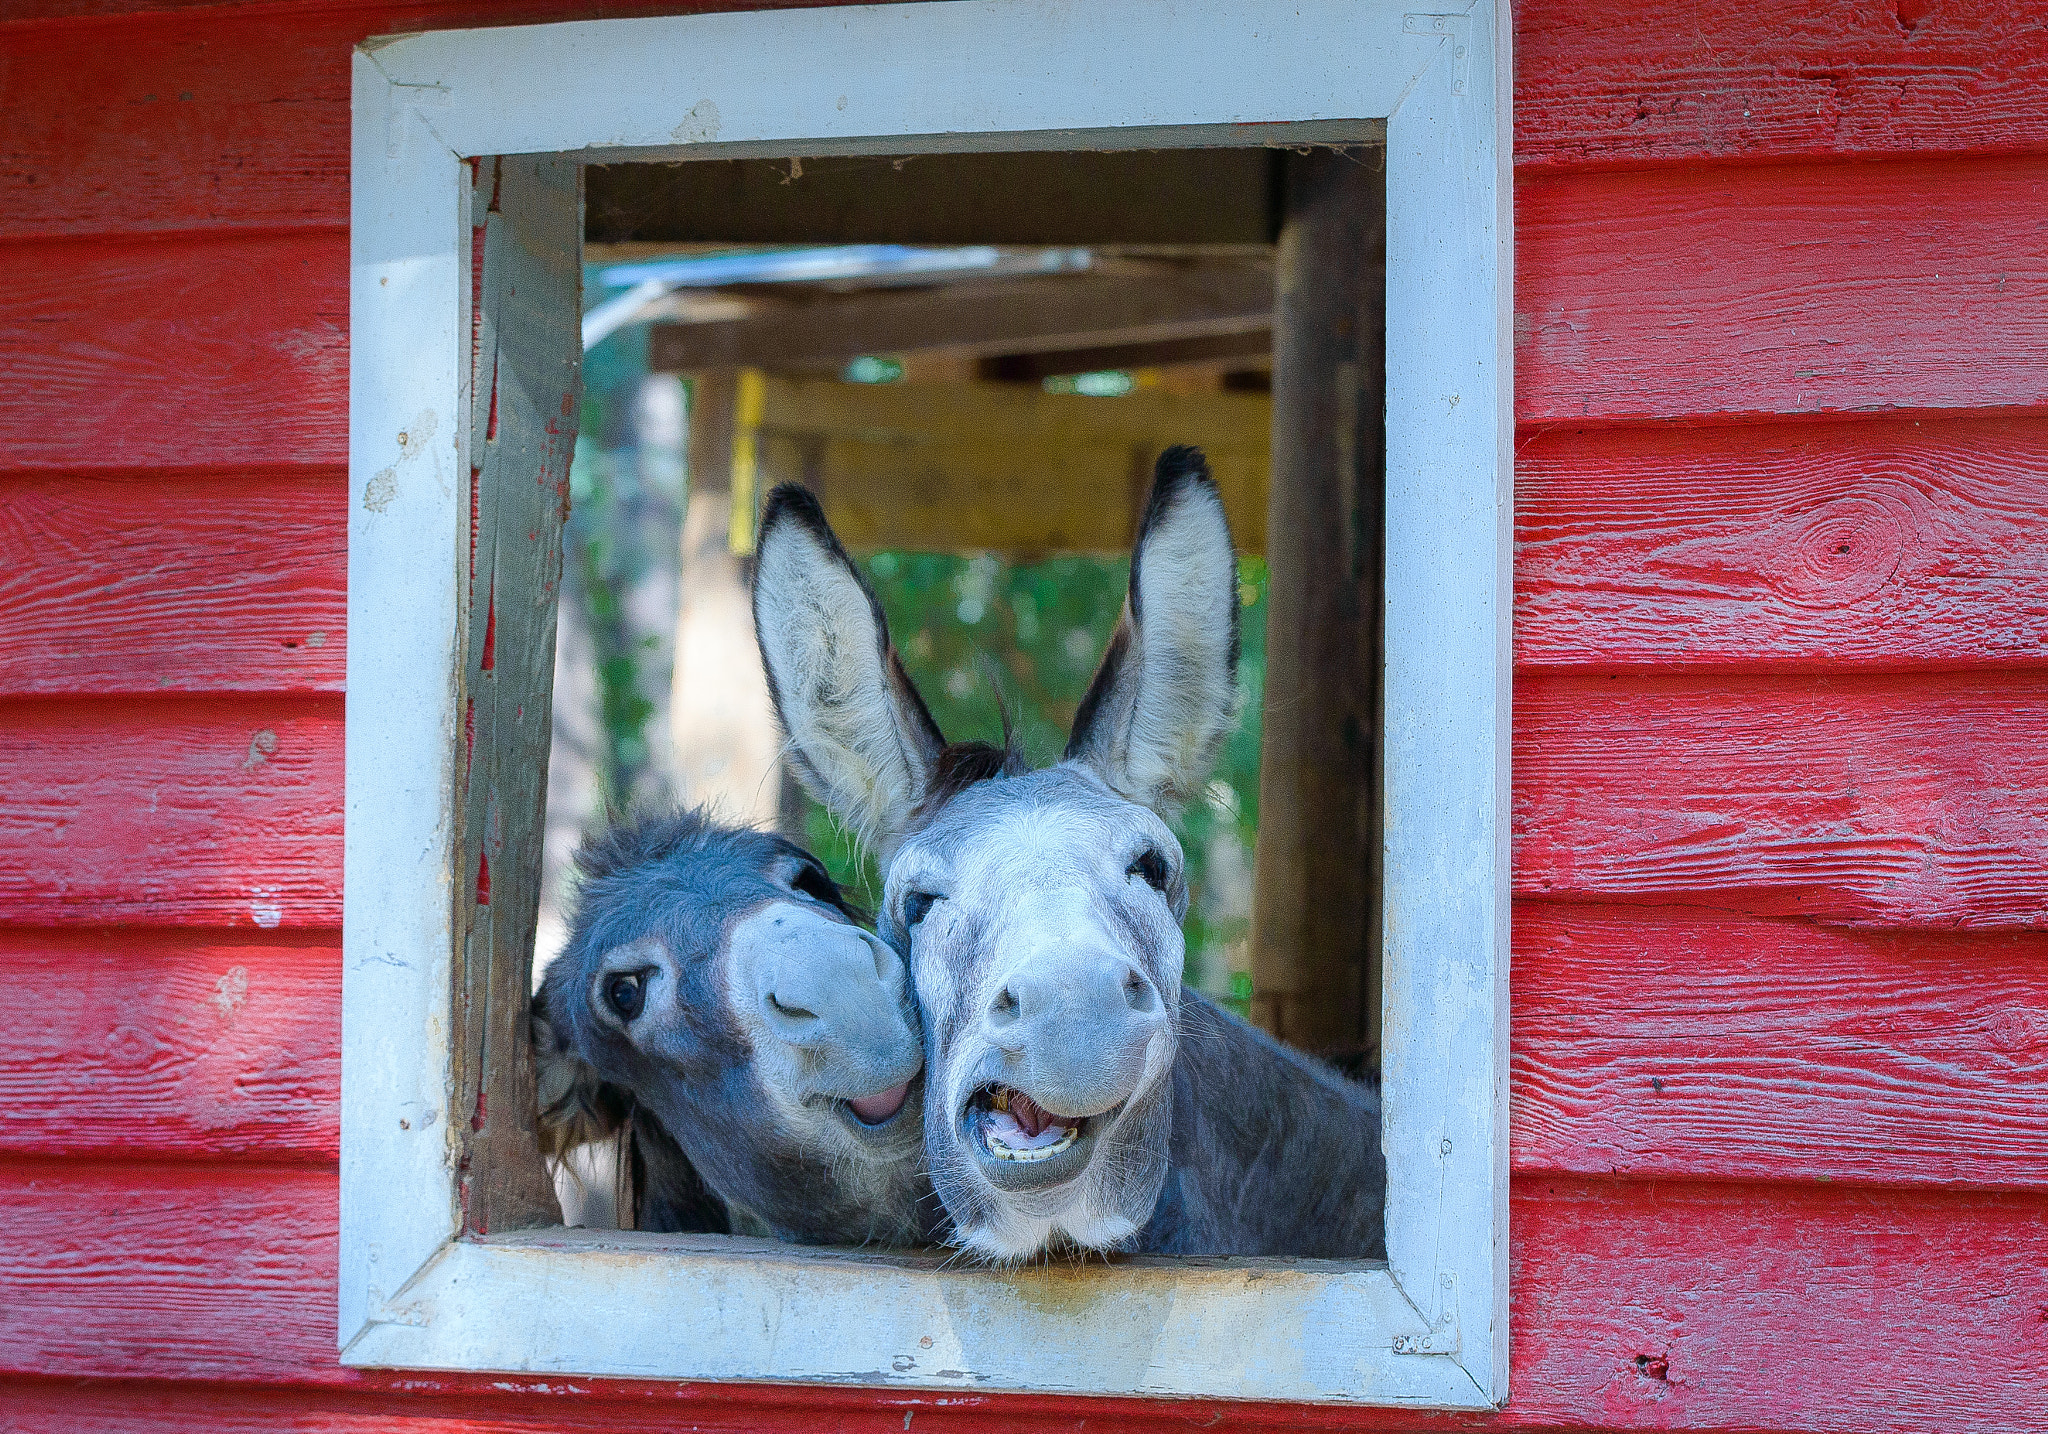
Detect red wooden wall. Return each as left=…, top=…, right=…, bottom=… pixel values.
left=3, top=1, right=2045, bottom=1428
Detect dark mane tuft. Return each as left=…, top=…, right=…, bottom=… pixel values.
left=571, top=807, right=729, bottom=885
left=912, top=740, right=1027, bottom=824
left=570, top=806, right=863, bottom=923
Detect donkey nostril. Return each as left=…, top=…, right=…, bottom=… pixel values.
left=1124, top=969, right=1158, bottom=1013
left=988, top=986, right=1020, bottom=1027
left=766, top=992, right=819, bottom=1023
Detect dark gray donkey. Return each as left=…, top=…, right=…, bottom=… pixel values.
left=752, top=448, right=1386, bottom=1262
left=530, top=810, right=938, bottom=1246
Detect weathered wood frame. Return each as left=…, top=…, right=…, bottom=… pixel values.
left=344, top=0, right=1510, bottom=1408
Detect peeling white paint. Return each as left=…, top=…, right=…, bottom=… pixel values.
left=671, top=98, right=720, bottom=142
left=250, top=891, right=285, bottom=929
left=213, top=965, right=250, bottom=1018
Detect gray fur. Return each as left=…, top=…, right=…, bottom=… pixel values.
left=753, top=449, right=1387, bottom=1262
left=531, top=810, right=940, bottom=1247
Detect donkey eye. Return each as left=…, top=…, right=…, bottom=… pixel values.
left=605, top=972, right=647, bottom=1021
left=790, top=863, right=840, bottom=907
left=1128, top=849, right=1171, bottom=892
left=903, top=892, right=938, bottom=928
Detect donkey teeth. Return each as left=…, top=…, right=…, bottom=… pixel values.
left=984, top=1124, right=1080, bottom=1162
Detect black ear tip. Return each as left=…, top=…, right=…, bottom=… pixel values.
left=1148, top=445, right=1223, bottom=515
left=758, top=483, right=831, bottom=545
left=1155, top=444, right=1212, bottom=489
left=1137, top=444, right=1227, bottom=546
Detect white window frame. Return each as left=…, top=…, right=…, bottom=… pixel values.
left=343, top=0, right=1509, bottom=1408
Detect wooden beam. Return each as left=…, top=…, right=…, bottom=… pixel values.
left=979, top=329, right=1272, bottom=381
left=648, top=264, right=1272, bottom=372
left=454, top=155, right=581, bottom=1236
left=589, top=150, right=1282, bottom=247
left=740, top=376, right=1270, bottom=555
left=1247, top=150, right=1385, bottom=1060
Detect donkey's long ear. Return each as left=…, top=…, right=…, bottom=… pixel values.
left=1067, top=447, right=1239, bottom=814
left=531, top=975, right=631, bottom=1159
left=753, top=485, right=947, bottom=853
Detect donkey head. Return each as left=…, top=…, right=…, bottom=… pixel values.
left=754, top=449, right=1238, bottom=1260
left=532, top=810, right=931, bottom=1246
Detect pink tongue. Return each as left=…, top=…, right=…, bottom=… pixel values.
left=849, top=1082, right=911, bottom=1124
left=1009, top=1092, right=1067, bottom=1138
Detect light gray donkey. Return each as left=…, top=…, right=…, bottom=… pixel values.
left=752, top=448, right=1386, bottom=1262
left=531, top=810, right=939, bottom=1246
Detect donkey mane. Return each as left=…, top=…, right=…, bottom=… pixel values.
left=573, top=807, right=862, bottom=923
left=910, top=739, right=1028, bottom=826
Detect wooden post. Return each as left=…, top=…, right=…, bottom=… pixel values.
left=670, top=369, right=785, bottom=828
left=452, top=155, right=581, bottom=1235
left=1248, top=149, right=1385, bottom=1061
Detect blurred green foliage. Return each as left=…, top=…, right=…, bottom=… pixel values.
left=566, top=409, right=666, bottom=810
left=800, top=551, right=1267, bottom=1004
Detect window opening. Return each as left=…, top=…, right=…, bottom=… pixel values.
left=541, top=145, right=1388, bottom=1230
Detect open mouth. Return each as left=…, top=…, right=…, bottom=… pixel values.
left=968, top=1085, right=1086, bottom=1163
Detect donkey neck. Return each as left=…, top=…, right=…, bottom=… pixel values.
left=1137, top=991, right=1387, bottom=1259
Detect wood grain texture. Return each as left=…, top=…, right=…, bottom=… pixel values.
left=451, top=155, right=579, bottom=1237
left=0, top=470, right=347, bottom=693
left=1504, top=1179, right=2048, bottom=1434
left=0, top=233, right=348, bottom=474
left=1515, top=671, right=2048, bottom=928
left=2, top=1174, right=2043, bottom=1434
left=1516, top=156, right=2048, bottom=425
left=0, top=2, right=760, bottom=238
left=1516, top=0, right=2048, bottom=171
left=1512, top=903, right=2048, bottom=1190
left=1515, top=416, right=2048, bottom=672
left=0, top=11, right=360, bottom=238
left=0, top=1161, right=344, bottom=1386
left=10, top=0, right=2048, bottom=244
left=0, top=931, right=339, bottom=1160
left=0, top=697, right=342, bottom=926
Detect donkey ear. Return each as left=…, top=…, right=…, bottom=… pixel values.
left=1066, top=447, right=1240, bottom=814
left=753, top=484, right=947, bottom=854
left=531, top=974, right=632, bottom=1159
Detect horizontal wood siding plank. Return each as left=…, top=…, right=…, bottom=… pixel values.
left=0, top=233, right=348, bottom=474
left=1514, top=672, right=2048, bottom=928
left=0, top=698, right=343, bottom=927
left=1505, top=1179, right=2048, bottom=1433
left=0, top=3, right=713, bottom=238
left=0, top=932, right=339, bottom=1160
left=0, top=1161, right=344, bottom=1386
left=10, top=1, right=2048, bottom=244
left=1514, top=416, right=2048, bottom=672
left=0, top=471, right=347, bottom=694
left=0, top=1382, right=861, bottom=1434
left=2, top=1175, right=2042, bottom=1433
left=11, top=911, right=2036, bottom=1182
left=1516, top=157, right=2048, bottom=425
left=0, top=12, right=356, bottom=238
left=1516, top=0, right=2048, bottom=171
left=1512, top=904, right=2048, bottom=1190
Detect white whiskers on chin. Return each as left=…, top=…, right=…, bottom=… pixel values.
left=1057, top=1208, right=1138, bottom=1252
left=960, top=1211, right=1056, bottom=1265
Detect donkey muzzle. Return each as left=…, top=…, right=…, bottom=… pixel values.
left=979, top=947, right=1166, bottom=1118
left=733, top=902, right=924, bottom=1114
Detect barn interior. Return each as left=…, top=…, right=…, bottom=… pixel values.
left=540, top=145, right=1387, bottom=1227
